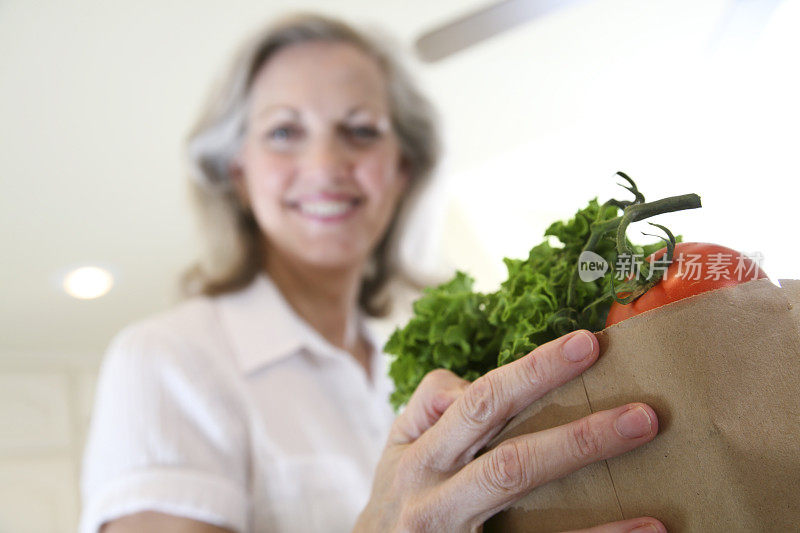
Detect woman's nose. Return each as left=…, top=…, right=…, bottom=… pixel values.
left=302, top=135, right=350, bottom=183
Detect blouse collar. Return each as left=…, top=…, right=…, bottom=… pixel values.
left=214, top=272, right=387, bottom=383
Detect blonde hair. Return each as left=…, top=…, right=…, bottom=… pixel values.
left=180, top=13, right=440, bottom=317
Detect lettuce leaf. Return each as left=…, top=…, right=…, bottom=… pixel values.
left=386, top=198, right=671, bottom=410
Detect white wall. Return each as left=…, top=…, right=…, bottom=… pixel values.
left=0, top=353, right=98, bottom=532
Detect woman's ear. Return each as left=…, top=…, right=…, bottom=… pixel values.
left=398, top=158, right=412, bottom=194
left=228, top=154, right=251, bottom=208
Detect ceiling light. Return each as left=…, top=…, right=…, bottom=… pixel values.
left=62, top=266, right=114, bottom=300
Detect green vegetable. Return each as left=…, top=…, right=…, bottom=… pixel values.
left=385, top=173, right=701, bottom=410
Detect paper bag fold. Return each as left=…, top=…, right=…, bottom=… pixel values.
left=485, top=278, right=800, bottom=532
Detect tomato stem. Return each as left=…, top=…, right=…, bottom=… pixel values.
left=610, top=223, right=676, bottom=304
left=566, top=175, right=702, bottom=309
left=614, top=193, right=701, bottom=256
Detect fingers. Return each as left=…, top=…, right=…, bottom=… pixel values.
left=567, top=516, right=667, bottom=533
left=443, top=402, right=659, bottom=527
left=412, top=330, right=600, bottom=471
left=388, top=369, right=470, bottom=446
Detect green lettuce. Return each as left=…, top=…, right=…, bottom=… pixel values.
left=386, top=197, right=670, bottom=410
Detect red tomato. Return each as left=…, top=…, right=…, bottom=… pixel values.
left=605, top=242, right=768, bottom=327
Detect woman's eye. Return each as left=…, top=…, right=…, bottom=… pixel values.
left=346, top=125, right=381, bottom=141
left=266, top=125, right=302, bottom=142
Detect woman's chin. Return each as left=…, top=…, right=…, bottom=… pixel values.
left=292, top=247, right=368, bottom=272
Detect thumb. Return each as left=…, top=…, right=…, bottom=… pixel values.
left=389, top=369, right=470, bottom=446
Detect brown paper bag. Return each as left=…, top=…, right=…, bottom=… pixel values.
left=484, top=278, right=800, bottom=532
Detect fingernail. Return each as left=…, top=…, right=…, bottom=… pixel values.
left=562, top=331, right=594, bottom=362
left=629, top=524, right=659, bottom=533
left=615, top=406, right=652, bottom=439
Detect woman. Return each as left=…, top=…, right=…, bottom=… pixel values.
left=81, top=13, right=666, bottom=533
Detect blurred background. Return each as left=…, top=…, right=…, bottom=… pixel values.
left=1, top=0, right=798, bottom=530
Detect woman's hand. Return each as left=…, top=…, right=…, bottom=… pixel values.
left=354, top=330, right=665, bottom=533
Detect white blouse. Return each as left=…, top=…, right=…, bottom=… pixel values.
left=80, top=273, right=397, bottom=533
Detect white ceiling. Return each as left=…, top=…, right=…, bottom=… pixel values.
left=2, top=0, right=798, bottom=358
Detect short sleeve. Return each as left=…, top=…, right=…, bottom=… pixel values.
left=79, top=322, right=251, bottom=533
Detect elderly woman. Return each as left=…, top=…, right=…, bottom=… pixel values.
left=80, top=13, right=665, bottom=533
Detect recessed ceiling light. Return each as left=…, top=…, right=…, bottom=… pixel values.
left=63, top=266, right=114, bottom=299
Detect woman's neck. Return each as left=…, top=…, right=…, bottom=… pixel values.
left=263, top=250, right=372, bottom=375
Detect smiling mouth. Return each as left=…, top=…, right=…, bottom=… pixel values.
left=288, top=198, right=363, bottom=220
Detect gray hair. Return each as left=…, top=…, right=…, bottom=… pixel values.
left=180, top=13, right=441, bottom=316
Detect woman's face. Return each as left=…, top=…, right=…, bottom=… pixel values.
left=233, top=40, right=408, bottom=273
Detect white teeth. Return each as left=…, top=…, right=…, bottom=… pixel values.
left=297, top=200, right=355, bottom=217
